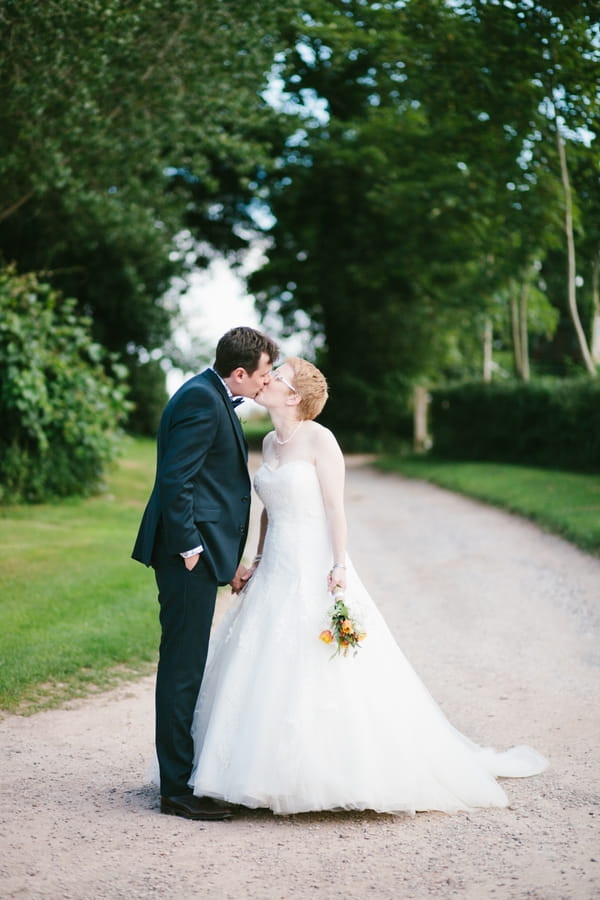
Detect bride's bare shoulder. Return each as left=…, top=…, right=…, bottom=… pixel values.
left=305, top=421, right=342, bottom=453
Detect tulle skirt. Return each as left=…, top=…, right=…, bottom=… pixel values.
left=187, top=553, right=547, bottom=816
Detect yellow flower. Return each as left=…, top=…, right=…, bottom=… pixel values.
left=320, top=597, right=366, bottom=658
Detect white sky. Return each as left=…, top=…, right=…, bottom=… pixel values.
left=166, top=249, right=310, bottom=399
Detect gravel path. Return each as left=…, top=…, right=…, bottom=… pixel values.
left=1, top=458, right=598, bottom=899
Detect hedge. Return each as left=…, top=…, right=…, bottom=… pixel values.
left=0, top=266, right=131, bottom=503
left=430, top=378, right=600, bottom=472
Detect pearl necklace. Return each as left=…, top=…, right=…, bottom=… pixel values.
left=275, top=420, right=303, bottom=445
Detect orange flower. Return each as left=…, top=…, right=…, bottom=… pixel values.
left=320, top=596, right=366, bottom=658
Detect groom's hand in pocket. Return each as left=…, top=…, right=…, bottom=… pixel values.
left=184, top=553, right=201, bottom=571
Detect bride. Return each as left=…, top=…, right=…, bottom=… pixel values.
left=187, top=357, right=547, bottom=815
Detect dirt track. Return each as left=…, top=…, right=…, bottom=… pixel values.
left=1, top=458, right=598, bottom=899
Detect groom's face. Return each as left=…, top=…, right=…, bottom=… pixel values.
left=237, top=353, right=273, bottom=399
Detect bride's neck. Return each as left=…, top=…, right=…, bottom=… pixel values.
left=270, top=410, right=302, bottom=442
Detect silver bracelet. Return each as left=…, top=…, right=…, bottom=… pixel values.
left=332, top=563, right=346, bottom=569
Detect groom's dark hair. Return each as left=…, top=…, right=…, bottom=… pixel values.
left=214, top=326, right=279, bottom=376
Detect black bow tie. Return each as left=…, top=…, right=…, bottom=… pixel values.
left=231, top=396, right=244, bottom=408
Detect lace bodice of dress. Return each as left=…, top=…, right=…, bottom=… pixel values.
left=254, top=460, right=328, bottom=527
left=252, top=459, right=334, bottom=600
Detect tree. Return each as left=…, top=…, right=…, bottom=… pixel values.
left=247, top=0, right=598, bottom=438
left=247, top=2, right=538, bottom=430
left=0, top=0, right=286, bottom=225
left=518, top=0, right=599, bottom=375
left=566, top=136, right=600, bottom=367
left=0, top=0, right=291, bottom=356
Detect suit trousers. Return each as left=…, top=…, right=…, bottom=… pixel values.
left=152, top=540, right=218, bottom=797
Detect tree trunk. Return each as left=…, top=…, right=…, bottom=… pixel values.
left=511, top=285, right=523, bottom=378
left=483, top=318, right=493, bottom=383
left=592, top=250, right=600, bottom=364
left=511, top=281, right=530, bottom=381
left=556, top=130, right=596, bottom=375
left=520, top=281, right=530, bottom=382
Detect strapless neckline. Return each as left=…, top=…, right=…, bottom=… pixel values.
left=260, top=459, right=316, bottom=474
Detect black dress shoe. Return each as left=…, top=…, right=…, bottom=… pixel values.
left=160, top=794, right=233, bottom=821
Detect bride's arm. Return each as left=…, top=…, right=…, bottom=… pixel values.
left=253, top=508, right=269, bottom=564
left=235, top=436, right=273, bottom=591
left=314, top=426, right=347, bottom=593
left=233, top=507, right=268, bottom=592
left=253, top=432, right=273, bottom=565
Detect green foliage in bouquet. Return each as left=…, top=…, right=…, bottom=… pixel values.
left=320, top=596, right=366, bottom=658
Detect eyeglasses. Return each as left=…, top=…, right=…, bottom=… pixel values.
left=273, top=370, right=297, bottom=394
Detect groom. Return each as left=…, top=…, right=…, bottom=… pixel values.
left=132, top=327, right=278, bottom=820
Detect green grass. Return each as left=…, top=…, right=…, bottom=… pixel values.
left=376, top=455, right=600, bottom=556
left=0, top=436, right=160, bottom=713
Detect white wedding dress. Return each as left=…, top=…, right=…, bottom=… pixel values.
left=188, top=460, right=547, bottom=815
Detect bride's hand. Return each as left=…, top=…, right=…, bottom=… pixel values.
left=327, top=564, right=347, bottom=594
left=230, top=563, right=251, bottom=594
left=231, top=561, right=260, bottom=594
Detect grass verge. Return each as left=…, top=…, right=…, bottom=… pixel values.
left=376, top=455, right=600, bottom=556
left=0, top=436, right=160, bottom=714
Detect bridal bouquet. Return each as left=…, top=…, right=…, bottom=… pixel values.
left=319, top=594, right=366, bottom=658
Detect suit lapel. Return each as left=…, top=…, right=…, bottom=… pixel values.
left=203, top=369, right=248, bottom=461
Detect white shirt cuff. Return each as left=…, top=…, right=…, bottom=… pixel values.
left=180, top=545, right=204, bottom=558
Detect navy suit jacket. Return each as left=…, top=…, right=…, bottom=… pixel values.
left=132, top=369, right=251, bottom=584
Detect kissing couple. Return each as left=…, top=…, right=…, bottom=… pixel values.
left=133, top=326, right=547, bottom=820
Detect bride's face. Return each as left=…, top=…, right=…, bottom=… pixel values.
left=255, top=362, right=297, bottom=409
